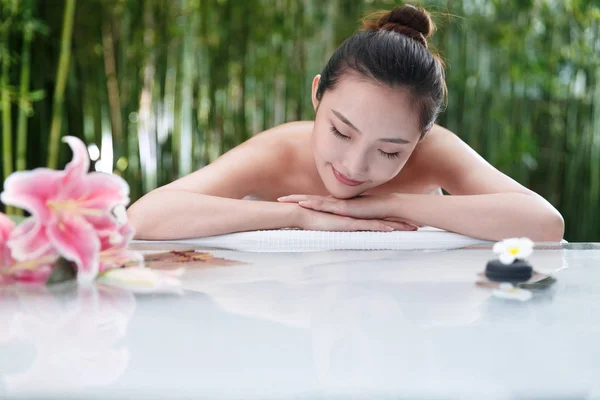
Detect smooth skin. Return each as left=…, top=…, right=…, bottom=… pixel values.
left=128, top=72, right=565, bottom=242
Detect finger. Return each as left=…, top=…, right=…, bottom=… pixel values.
left=299, top=199, right=348, bottom=216
left=384, top=216, right=422, bottom=227
left=277, top=195, right=321, bottom=203
left=349, top=220, right=394, bottom=232
left=380, top=219, right=418, bottom=230
left=380, top=220, right=418, bottom=231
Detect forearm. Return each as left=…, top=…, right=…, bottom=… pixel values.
left=385, top=192, right=565, bottom=242
left=127, top=190, right=300, bottom=240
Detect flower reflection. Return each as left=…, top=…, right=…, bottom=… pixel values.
left=0, top=283, right=135, bottom=395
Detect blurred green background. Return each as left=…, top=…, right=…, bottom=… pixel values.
left=0, top=0, right=599, bottom=241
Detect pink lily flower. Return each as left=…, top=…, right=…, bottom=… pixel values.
left=0, top=137, right=130, bottom=283
left=0, top=213, right=58, bottom=284
left=0, top=212, right=15, bottom=267
left=97, top=220, right=144, bottom=273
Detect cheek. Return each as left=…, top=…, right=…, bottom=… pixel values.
left=369, top=158, right=407, bottom=183
left=312, top=127, right=340, bottom=162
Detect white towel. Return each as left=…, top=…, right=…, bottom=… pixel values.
left=132, top=227, right=491, bottom=252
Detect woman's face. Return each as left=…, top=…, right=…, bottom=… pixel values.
left=311, top=72, right=423, bottom=199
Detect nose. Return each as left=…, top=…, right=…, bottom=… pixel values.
left=341, top=146, right=369, bottom=179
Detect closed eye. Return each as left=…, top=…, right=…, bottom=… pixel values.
left=332, top=126, right=401, bottom=159
left=378, top=149, right=401, bottom=159
left=331, top=126, right=350, bottom=140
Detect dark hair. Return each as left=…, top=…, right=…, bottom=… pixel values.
left=316, top=4, right=447, bottom=139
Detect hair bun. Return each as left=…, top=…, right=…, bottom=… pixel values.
left=362, top=4, right=435, bottom=48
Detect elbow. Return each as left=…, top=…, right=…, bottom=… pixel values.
left=533, top=210, right=565, bottom=243
left=127, top=198, right=154, bottom=240
left=549, top=211, right=565, bottom=242
left=126, top=203, right=144, bottom=239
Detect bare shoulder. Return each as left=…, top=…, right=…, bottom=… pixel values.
left=250, top=121, right=313, bottom=151
left=237, top=121, right=313, bottom=169
left=396, top=124, right=456, bottom=185
left=157, top=121, right=312, bottom=198
left=410, top=124, right=534, bottom=196
left=412, top=124, right=460, bottom=158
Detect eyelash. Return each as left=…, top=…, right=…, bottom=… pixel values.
left=331, top=126, right=350, bottom=140
left=330, top=126, right=402, bottom=160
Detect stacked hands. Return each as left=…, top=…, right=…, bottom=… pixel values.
left=277, top=194, right=420, bottom=232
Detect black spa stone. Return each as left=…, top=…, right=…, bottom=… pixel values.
left=485, top=259, right=533, bottom=283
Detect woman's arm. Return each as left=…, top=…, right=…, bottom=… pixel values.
left=382, top=192, right=564, bottom=242
left=412, top=125, right=564, bottom=241
left=128, top=191, right=301, bottom=240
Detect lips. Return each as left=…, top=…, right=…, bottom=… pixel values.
left=332, top=166, right=365, bottom=186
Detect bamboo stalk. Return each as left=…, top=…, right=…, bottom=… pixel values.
left=102, top=17, right=123, bottom=156
left=589, top=65, right=600, bottom=236
left=47, top=0, right=76, bottom=169
left=178, top=0, right=196, bottom=177
left=1, top=4, right=14, bottom=215
left=118, top=2, right=135, bottom=188
left=137, top=0, right=157, bottom=193
left=11, top=0, right=36, bottom=217
left=16, top=0, right=33, bottom=176
left=172, top=0, right=184, bottom=178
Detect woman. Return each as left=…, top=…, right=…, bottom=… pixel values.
left=128, top=4, right=564, bottom=242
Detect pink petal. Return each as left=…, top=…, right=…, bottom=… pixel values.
left=99, top=249, right=144, bottom=274
left=62, top=136, right=90, bottom=182
left=98, top=234, right=118, bottom=252
left=11, top=265, right=54, bottom=284
left=0, top=169, right=64, bottom=220
left=88, top=214, right=121, bottom=237
left=0, top=214, right=15, bottom=268
left=98, top=223, right=134, bottom=251
left=0, top=213, right=15, bottom=243
left=0, top=250, right=13, bottom=269
left=62, top=172, right=129, bottom=209
left=97, top=223, right=141, bottom=273
left=118, top=223, right=135, bottom=244
left=46, top=215, right=100, bottom=284
left=6, top=217, right=54, bottom=261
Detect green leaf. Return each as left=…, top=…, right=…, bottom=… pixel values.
left=46, top=257, right=77, bottom=285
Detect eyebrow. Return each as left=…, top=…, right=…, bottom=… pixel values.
left=331, top=109, right=411, bottom=144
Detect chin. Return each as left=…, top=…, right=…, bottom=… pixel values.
left=328, top=191, right=357, bottom=200
left=324, top=181, right=368, bottom=199
left=316, top=162, right=372, bottom=198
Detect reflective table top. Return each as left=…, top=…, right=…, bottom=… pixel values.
left=1, top=243, right=600, bottom=399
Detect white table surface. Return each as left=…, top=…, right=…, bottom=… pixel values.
left=1, top=243, right=599, bottom=399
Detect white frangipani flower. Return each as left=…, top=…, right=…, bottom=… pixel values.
left=492, top=237, right=534, bottom=265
